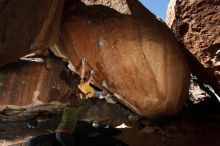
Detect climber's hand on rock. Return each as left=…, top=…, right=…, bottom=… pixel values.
left=90, top=69, right=95, bottom=75
left=81, top=58, right=86, bottom=64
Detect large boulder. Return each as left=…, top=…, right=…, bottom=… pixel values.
left=0, top=0, right=64, bottom=67
left=0, top=56, right=70, bottom=106
left=81, top=0, right=131, bottom=14
left=53, top=0, right=190, bottom=118
left=167, top=0, right=220, bottom=97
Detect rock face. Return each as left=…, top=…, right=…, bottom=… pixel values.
left=167, top=0, right=220, bottom=96
left=0, top=55, right=70, bottom=106
left=0, top=0, right=63, bottom=67
left=81, top=0, right=131, bottom=14
left=53, top=0, right=190, bottom=118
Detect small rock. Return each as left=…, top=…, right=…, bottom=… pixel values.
left=104, top=95, right=117, bottom=104
left=140, top=125, right=156, bottom=134
left=92, top=121, right=99, bottom=128
left=115, top=123, right=131, bottom=129
left=127, top=115, right=140, bottom=123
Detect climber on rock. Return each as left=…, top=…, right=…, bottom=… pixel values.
left=77, top=58, right=104, bottom=99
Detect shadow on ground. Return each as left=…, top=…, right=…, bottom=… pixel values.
left=28, top=121, right=129, bottom=146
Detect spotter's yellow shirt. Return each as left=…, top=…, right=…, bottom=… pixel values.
left=78, top=82, right=95, bottom=98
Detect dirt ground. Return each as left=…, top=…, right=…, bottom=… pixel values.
left=1, top=97, right=220, bottom=146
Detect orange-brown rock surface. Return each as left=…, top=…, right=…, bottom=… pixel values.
left=167, top=0, right=220, bottom=96
left=0, top=56, right=70, bottom=106
left=53, top=0, right=190, bottom=118
left=0, top=0, right=63, bottom=67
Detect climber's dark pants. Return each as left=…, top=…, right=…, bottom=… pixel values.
left=56, top=132, right=75, bottom=146
left=28, top=133, right=55, bottom=146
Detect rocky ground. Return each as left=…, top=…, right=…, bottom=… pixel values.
left=0, top=97, right=219, bottom=146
